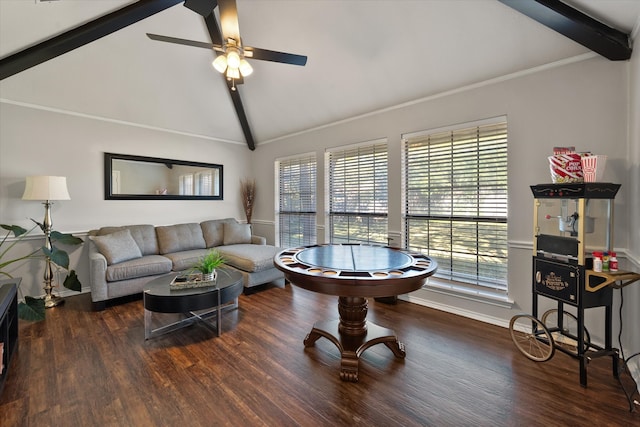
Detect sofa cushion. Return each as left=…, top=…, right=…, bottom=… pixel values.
left=156, top=223, right=206, bottom=254
left=223, top=222, right=252, bottom=245
left=163, top=249, right=210, bottom=272
left=217, top=244, right=281, bottom=272
left=200, top=218, right=234, bottom=248
left=98, top=224, right=158, bottom=256
left=105, top=255, right=172, bottom=282
left=90, top=229, right=143, bottom=265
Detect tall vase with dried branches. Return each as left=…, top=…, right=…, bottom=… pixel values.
left=240, top=179, right=256, bottom=225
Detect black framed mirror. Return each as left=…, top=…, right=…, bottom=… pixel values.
left=104, top=153, right=223, bottom=200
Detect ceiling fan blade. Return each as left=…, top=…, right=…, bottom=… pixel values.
left=218, top=0, right=241, bottom=42
left=146, top=33, right=223, bottom=51
left=245, top=47, right=307, bottom=66
left=183, top=0, right=217, bottom=17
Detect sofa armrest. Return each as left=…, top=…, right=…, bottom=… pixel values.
left=251, top=235, right=266, bottom=245
left=88, top=240, right=109, bottom=303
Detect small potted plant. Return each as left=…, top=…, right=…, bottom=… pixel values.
left=193, top=249, right=225, bottom=282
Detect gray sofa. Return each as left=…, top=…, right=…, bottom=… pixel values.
left=88, top=218, right=284, bottom=310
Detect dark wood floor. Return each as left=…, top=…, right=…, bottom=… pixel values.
left=1, top=283, right=638, bottom=426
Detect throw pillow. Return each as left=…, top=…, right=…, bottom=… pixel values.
left=156, top=223, right=206, bottom=254
left=201, top=219, right=229, bottom=248
left=90, top=229, right=143, bottom=265
left=223, top=222, right=251, bottom=245
left=98, top=224, right=158, bottom=255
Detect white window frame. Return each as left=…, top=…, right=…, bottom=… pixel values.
left=402, top=117, right=508, bottom=295
left=275, top=153, right=317, bottom=248
left=325, top=139, right=388, bottom=245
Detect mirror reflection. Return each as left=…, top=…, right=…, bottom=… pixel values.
left=105, top=153, right=223, bottom=200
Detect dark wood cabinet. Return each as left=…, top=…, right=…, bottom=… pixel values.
left=0, top=279, right=19, bottom=397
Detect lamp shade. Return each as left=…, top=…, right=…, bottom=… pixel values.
left=226, top=50, right=241, bottom=68
left=226, top=66, right=240, bottom=80
left=239, top=59, right=253, bottom=77
left=212, top=54, right=227, bottom=73
left=22, top=176, right=71, bottom=201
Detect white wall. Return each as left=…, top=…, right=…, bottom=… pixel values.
left=250, top=56, right=639, bottom=360
left=0, top=102, right=250, bottom=300
left=624, top=22, right=640, bottom=384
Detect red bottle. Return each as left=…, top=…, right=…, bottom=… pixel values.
left=609, top=252, right=618, bottom=272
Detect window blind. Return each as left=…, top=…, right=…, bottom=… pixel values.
left=403, top=120, right=508, bottom=291
left=277, top=155, right=317, bottom=247
left=327, top=141, right=388, bottom=244
left=179, top=174, right=194, bottom=196
left=194, top=171, right=212, bottom=196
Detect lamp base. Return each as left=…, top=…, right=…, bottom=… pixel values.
left=44, top=294, right=65, bottom=308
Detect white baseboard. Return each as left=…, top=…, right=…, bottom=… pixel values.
left=399, top=293, right=511, bottom=329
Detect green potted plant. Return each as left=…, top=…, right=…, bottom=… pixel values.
left=0, top=222, right=83, bottom=321
left=193, top=249, right=225, bottom=282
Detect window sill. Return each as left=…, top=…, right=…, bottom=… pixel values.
left=406, top=277, right=515, bottom=309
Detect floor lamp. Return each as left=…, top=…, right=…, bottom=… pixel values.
left=22, top=176, right=71, bottom=308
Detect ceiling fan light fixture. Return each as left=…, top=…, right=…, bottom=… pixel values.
left=212, top=55, right=228, bottom=73
left=239, top=59, right=253, bottom=77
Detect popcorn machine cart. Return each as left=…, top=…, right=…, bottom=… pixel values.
left=509, top=183, right=640, bottom=400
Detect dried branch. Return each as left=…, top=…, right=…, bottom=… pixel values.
left=240, top=178, right=256, bottom=224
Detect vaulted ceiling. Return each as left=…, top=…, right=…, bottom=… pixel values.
left=1, top=1, right=638, bottom=148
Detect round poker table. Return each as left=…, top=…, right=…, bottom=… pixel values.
left=274, top=243, right=437, bottom=382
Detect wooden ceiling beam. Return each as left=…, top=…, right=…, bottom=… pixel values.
left=0, top=0, right=183, bottom=80
left=498, top=0, right=632, bottom=61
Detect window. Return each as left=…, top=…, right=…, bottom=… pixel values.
left=179, top=174, right=194, bottom=195
left=326, top=140, right=388, bottom=244
left=276, top=154, right=317, bottom=247
left=402, top=118, right=508, bottom=292
left=194, top=171, right=212, bottom=196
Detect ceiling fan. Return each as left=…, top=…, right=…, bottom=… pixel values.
left=147, top=0, right=307, bottom=91
left=0, top=0, right=306, bottom=151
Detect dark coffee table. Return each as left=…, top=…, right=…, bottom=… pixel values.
left=275, top=244, right=437, bottom=381
left=143, top=267, right=243, bottom=340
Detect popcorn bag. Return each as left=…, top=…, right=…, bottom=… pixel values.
left=548, top=153, right=583, bottom=183
left=580, top=154, right=607, bottom=182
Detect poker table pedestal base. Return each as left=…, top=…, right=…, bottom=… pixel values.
left=302, top=296, right=406, bottom=382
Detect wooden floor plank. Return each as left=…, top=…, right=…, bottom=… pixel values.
left=1, top=284, right=638, bottom=426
